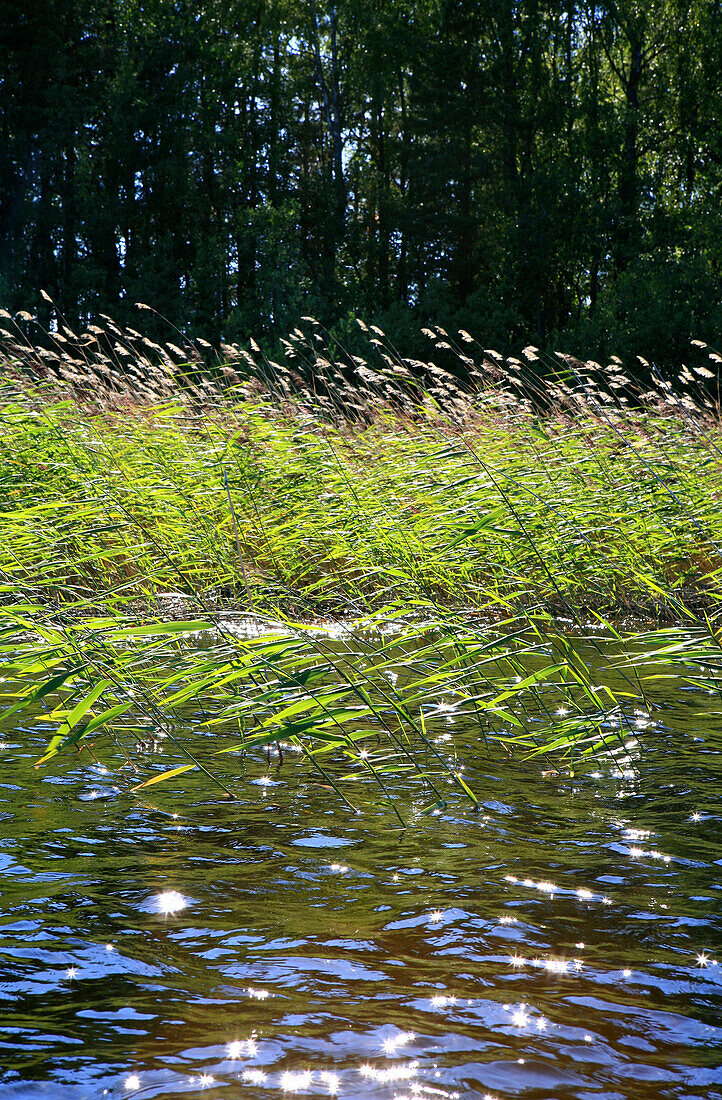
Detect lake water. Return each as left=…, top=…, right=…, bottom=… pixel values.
left=1, top=644, right=721, bottom=1099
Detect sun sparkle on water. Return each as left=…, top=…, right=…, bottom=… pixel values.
left=242, top=1069, right=267, bottom=1083
left=320, top=1071, right=340, bottom=1094
left=228, top=1037, right=257, bottom=1059
left=154, top=890, right=187, bottom=915
left=510, top=1003, right=530, bottom=1027
left=281, top=1070, right=313, bottom=1091
left=382, top=1030, right=415, bottom=1054
left=360, top=1061, right=419, bottom=1083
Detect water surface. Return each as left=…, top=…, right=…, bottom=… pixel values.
left=0, top=655, right=720, bottom=1099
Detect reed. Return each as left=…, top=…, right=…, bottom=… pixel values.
left=0, top=305, right=720, bottom=816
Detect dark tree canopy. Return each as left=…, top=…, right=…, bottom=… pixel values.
left=1, top=0, right=721, bottom=363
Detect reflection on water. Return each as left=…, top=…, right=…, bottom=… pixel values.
left=0, top=666, right=721, bottom=1100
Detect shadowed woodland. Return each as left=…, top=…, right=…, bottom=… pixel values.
left=1, top=0, right=721, bottom=363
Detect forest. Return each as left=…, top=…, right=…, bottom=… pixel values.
left=2, top=0, right=721, bottom=364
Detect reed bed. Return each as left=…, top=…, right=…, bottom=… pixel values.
left=0, top=304, right=720, bottom=817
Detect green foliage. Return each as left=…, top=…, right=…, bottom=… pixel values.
left=0, top=316, right=721, bottom=815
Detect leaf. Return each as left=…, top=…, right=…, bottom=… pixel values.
left=34, top=679, right=112, bottom=765
left=131, top=763, right=197, bottom=790
left=0, top=664, right=83, bottom=722
left=62, top=679, right=112, bottom=732
left=453, top=770, right=479, bottom=805
left=83, top=699, right=136, bottom=735
left=108, top=620, right=215, bottom=638
left=487, top=663, right=566, bottom=706
left=437, top=506, right=507, bottom=553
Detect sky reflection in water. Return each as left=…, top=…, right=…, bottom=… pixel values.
left=0, top=685, right=720, bottom=1100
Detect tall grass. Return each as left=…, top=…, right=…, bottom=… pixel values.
left=0, top=303, right=720, bottom=816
